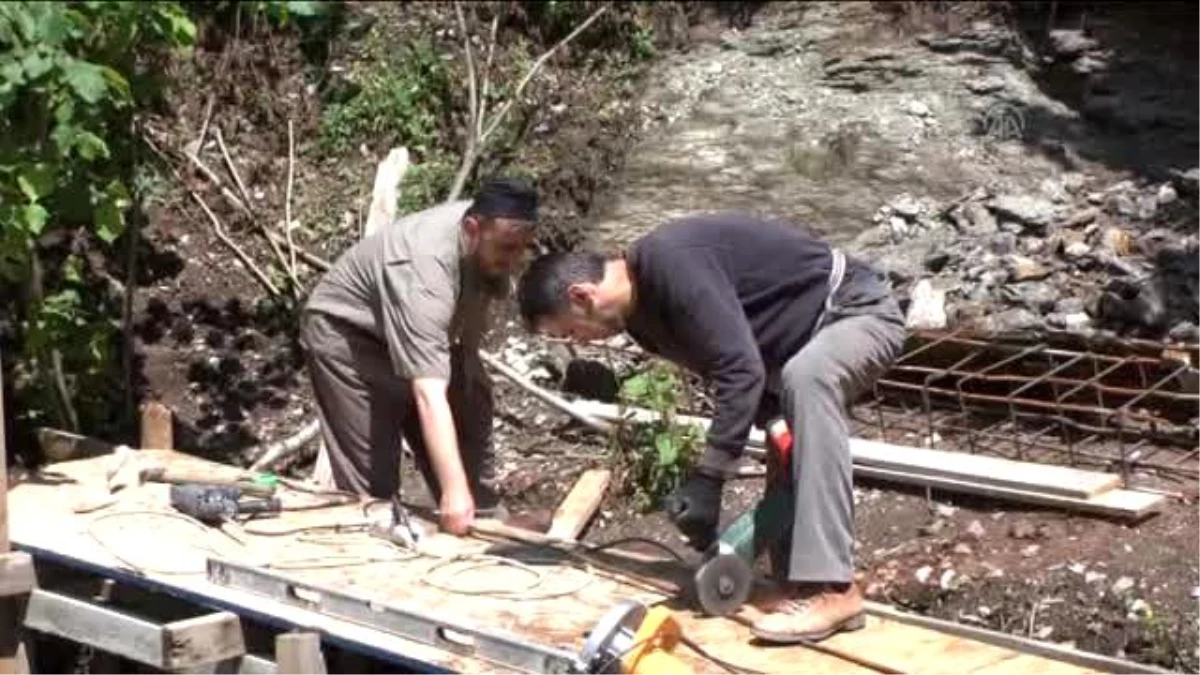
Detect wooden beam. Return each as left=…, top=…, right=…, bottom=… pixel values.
left=547, top=469, right=611, bottom=541
left=140, top=402, right=173, bottom=451
left=163, top=611, right=247, bottom=670
left=23, top=589, right=246, bottom=670
left=36, top=427, right=117, bottom=463
left=275, top=632, right=327, bottom=674
left=856, top=465, right=1162, bottom=520
left=850, top=438, right=1120, bottom=499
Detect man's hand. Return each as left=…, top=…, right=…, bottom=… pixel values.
left=438, top=485, right=475, bottom=536
left=664, top=470, right=725, bottom=551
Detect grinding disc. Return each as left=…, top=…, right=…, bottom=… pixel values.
left=694, top=553, right=753, bottom=617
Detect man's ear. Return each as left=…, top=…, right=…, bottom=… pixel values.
left=463, top=214, right=482, bottom=239
left=567, top=282, right=595, bottom=312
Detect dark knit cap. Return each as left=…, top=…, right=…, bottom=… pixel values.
left=468, top=178, right=538, bottom=222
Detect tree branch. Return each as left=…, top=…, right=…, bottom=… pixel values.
left=479, top=5, right=607, bottom=145
left=190, top=187, right=282, bottom=297
left=478, top=15, right=500, bottom=139
left=284, top=119, right=298, bottom=283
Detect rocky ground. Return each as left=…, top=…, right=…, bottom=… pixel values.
left=99, top=2, right=1200, bottom=672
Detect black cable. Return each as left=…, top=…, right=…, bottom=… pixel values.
left=588, top=536, right=690, bottom=563
left=679, top=634, right=763, bottom=675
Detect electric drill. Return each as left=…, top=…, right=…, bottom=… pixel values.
left=692, top=417, right=794, bottom=616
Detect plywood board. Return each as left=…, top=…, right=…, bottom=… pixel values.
left=5, top=450, right=1115, bottom=675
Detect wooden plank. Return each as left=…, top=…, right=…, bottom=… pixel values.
left=856, top=466, right=1163, bottom=520
left=865, top=601, right=1165, bottom=674
left=140, top=402, right=173, bottom=451
left=979, top=653, right=1099, bottom=672
left=37, top=428, right=117, bottom=462
left=574, top=401, right=1124, bottom=499
left=163, top=611, right=247, bottom=670
left=0, top=552, right=35, bottom=597
left=822, top=615, right=1018, bottom=674
left=24, top=589, right=169, bottom=667
left=547, top=469, right=611, bottom=541
left=850, top=438, right=1121, bottom=498
left=275, top=632, right=326, bottom=674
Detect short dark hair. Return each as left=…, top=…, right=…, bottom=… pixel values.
left=466, top=178, right=538, bottom=222
left=517, top=252, right=606, bottom=328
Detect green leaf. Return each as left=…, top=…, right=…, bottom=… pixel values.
left=99, top=65, right=131, bottom=103
left=285, top=1, right=330, bottom=17
left=159, top=7, right=196, bottom=45
left=655, top=434, right=679, bottom=467
left=75, top=130, right=108, bottom=160
left=93, top=181, right=130, bottom=243
left=63, top=255, right=83, bottom=283
left=17, top=164, right=56, bottom=201
left=0, top=56, right=26, bottom=86
left=22, top=203, right=47, bottom=235
left=61, top=60, right=107, bottom=103
left=20, top=51, right=51, bottom=79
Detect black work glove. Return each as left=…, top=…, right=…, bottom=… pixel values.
left=663, top=470, right=725, bottom=552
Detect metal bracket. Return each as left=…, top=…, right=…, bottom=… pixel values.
left=206, top=558, right=578, bottom=674
left=0, top=551, right=36, bottom=597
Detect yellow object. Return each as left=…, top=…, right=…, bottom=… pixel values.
left=620, top=606, right=693, bottom=674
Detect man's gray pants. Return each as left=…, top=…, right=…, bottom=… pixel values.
left=300, top=311, right=498, bottom=507
left=770, top=266, right=906, bottom=583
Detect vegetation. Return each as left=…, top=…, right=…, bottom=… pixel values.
left=614, top=362, right=702, bottom=511
left=0, top=2, right=195, bottom=434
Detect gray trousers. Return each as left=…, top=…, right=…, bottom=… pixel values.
left=769, top=266, right=906, bottom=583
left=300, top=311, right=498, bottom=506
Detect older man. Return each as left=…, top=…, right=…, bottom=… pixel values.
left=302, top=179, right=537, bottom=535
left=516, top=212, right=905, bottom=643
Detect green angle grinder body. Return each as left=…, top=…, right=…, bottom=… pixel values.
left=693, top=485, right=793, bottom=616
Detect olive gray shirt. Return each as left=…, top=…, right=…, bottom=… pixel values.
left=303, top=200, right=491, bottom=381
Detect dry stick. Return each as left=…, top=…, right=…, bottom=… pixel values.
left=450, top=2, right=480, bottom=202
left=215, top=127, right=299, bottom=294
left=478, top=351, right=613, bottom=434
left=477, top=15, right=500, bottom=139
left=189, top=186, right=281, bottom=297
left=284, top=119, right=298, bottom=280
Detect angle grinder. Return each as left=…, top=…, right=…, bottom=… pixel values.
left=692, top=418, right=795, bottom=616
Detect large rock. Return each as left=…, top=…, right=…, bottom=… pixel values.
left=1048, top=29, right=1098, bottom=58
left=906, top=279, right=948, bottom=330
left=988, top=195, right=1057, bottom=233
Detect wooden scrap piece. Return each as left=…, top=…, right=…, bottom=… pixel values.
left=140, top=402, right=173, bottom=451
left=275, top=632, right=327, bottom=674
left=547, top=469, right=611, bottom=541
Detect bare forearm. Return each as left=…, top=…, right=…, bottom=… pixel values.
left=412, top=378, right=469, bottom=496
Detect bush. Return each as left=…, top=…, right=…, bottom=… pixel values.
left=0, top=2, right=195, bottom=434
left=615, top=362, right=701, bottom=511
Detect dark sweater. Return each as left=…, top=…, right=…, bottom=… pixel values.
left=625, top=212, right=851, bottom=473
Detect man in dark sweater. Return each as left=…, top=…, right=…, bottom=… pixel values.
left=516, top=213, right=906, bottom=643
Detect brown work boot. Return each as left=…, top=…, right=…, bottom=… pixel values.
left=750, top=581, right=866, bottom=644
